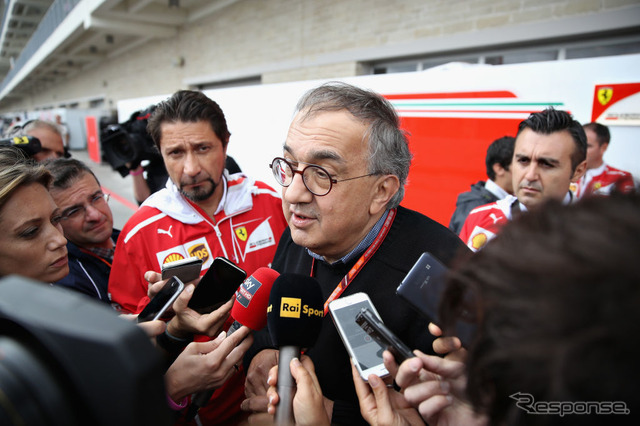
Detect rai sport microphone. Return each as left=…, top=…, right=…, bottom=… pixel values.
left=187, top=267, right=280, bottom=421
left=0, top=135, right=42, bottom=157
left=267, top=273, right=324, bottom=425
left=227, top=267, right=280, bottom=335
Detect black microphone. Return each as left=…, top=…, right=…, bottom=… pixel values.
left=0, top=135, right=42, bottom=157
left=267, top=273, right=324, bottom=425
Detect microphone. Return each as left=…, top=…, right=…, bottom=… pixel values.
left=187, top=267, right=280, bottom=421
left=0, top=135, right=42, bottom=157
left=267, top=273, right=324, bottom=425
left=227, top=267, right=280, bottom=335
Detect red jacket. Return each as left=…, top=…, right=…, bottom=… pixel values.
left=572, top=163, right=635, bottom=199
left=459, top=195, right=517, bottom=252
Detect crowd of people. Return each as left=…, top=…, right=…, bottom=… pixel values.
left=0, top=82, right=637, bottom=425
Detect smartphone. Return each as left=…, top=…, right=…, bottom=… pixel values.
left=137, top=276, right=185, bottom=323
left=161, top=256, right=203, bottom=283
left=328, top=292, right=389, bottom=381
left=396, top=252, right=476, bottom=347
left=356, top=307, right=415, bottom=364
left=187, top=257, right=246, bottom=314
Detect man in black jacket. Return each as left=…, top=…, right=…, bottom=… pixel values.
left=448, top=136, right=514, bottom=235
left=44, top=158, right=118, bottom=304
left=243, top=82, right=469, bottom=424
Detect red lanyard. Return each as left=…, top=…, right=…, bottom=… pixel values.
left=311, top=209, right=396, bottom=315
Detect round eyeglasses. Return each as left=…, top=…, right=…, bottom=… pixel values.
left=269, top=157, right=376, bottom=196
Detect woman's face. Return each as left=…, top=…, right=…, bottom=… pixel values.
left=0, top=183, right=68, bottom=282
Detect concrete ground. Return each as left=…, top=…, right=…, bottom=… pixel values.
left=70, top=149, right=138, bottom=230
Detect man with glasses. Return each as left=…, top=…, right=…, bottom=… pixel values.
left=243, top=82, right=468, bottom=425
left=43, top=158, right=117, bottom=303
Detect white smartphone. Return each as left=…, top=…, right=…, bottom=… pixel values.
left=161, top=256, right=203, bottom=283
left=329, top=292, right=389, bottom=381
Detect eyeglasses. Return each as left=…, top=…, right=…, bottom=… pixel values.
left=60, top=193, right=110, bottom=221
left=269, top=157, right=376, bottom=196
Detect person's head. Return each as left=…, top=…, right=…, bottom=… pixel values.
left=43, top=158, right=114, bottom=250
left=0, top=147, right=68, bottom=282
left=582, top=122, right=610, bottom=170
left=273, top=82, right=410, bottom=262
left=147, top=90, right=230, bottom=205
left=485, top=136, right=515, bottom=193
left=512, top=108, right=587, bottom=208
left=23, top=120, right=66, bottom=162
left=441, top=193, right=640, bottom=425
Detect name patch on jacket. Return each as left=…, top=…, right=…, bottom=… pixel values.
left=156, top=237, right=213, bottom=270
left=232, top=217, right=277, bottom=262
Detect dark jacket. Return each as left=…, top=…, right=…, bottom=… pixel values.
left=448, top=181, right=499, bottom=235
left=53, top=229, right=120, bottom=304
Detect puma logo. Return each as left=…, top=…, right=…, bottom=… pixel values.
left=489, top=213, right=499, bottom=224
left=158, top=226, right=173, bottom=238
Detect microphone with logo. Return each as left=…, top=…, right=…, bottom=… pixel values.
left=187, top=267, right=280, bottom=421
left=267, top=273, right=324, bottom=425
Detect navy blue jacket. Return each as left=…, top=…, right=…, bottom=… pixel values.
left=53, top=229, right=120, bottom=304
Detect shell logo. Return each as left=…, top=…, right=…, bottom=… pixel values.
left=163, top=253, right=185, bottom=264
left=188, top=243, right=210, bottom=263
left=471, top=233, right=487, bottom=250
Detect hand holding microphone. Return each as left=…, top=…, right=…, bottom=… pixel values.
left=267, top=273, right=324, bottom=425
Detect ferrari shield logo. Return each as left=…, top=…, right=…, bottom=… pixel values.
left=235, top=226, right=248, bottom=241
left=597, top=88, right=613, bottom=106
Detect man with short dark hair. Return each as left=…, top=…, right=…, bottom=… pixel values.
left=572, top=122, right=635, bottom=198
left=44, top=158, right=117, bottom=303
left=449, top=136, right=515, bottom=235
left=459, top=108, right=587, bottom=251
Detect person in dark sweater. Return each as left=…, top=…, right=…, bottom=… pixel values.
left=242, top=82, right=469, bottom=424
left=448, top=136, right=515, bottom=235
left=43, top=158, right=118, bottom=304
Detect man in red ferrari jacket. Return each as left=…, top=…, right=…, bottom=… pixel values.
left=571, top=122, right=636, bottom=199
left=459, top=108, right=587, bottom=252
left=108, top=90, right=287, bottom=424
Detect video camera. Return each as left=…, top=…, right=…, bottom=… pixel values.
left=0, top=135, right=42, bottom=157
left=0, top=276, right=171, bottom=426
left=100, top=106, right=162, bottom=177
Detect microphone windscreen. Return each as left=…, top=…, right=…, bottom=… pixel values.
left=231, top=267, right=280, bottom=330
left=267, top=273, right=324, bottom=348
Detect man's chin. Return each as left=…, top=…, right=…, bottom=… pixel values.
left=181, top=184, right=215, bottom=202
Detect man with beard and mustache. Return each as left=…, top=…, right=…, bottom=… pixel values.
left=107, top=90, right=287, bottom=424
left=459, top=108, right=587, bottom=251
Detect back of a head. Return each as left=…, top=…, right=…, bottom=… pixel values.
left=485, top=136, right=515, bottom=180
left=296, top=81, right=412, bottom=209
left=0, top=147, right=51, bottom=213
left=146, top=90, right=230, bottom=150
left=441, top=193, right=640, bottom=425
left=517, top=108, right=586, bottom=172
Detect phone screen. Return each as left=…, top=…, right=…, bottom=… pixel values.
left=330, top=297, right=388, bottom=378
left=161, top=257, right=203, bottom=283
left=188, top=257, right=246, bottom=314
left=137, top=276, right=184, bottom=323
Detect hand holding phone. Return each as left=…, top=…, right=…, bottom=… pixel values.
left=137, top=276, right=185, bottom=323
left=356, top=307, right=415, bottom=364
left=329, top=292, right=389, bottom=381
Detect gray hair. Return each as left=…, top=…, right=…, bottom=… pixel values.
left=295, top=81, right=412, bottom=208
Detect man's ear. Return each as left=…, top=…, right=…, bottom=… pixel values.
left=571, top=160, right=587, bottom=182
left=492, top=163, right=505, bottom=177
left=370, top=175, right=400, bottom=215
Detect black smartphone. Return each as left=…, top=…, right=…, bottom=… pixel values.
left=161, top=256, right=203, bottom=283
left=137, top=276, right=185, bottom=323
left=396, top=252, right=476, bottom=347
left=355, top=307, right=415, bottom=364
left=187, top=257, right=246, bottom=314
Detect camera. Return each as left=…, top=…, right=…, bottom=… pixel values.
left=0, top=275, right=171, bottom=426
left=100, top=106, right=163, bottom=177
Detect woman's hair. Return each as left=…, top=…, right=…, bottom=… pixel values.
left=0, top=146, right=52, bottom=219
left=440, top=192, right=640, bottom=425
